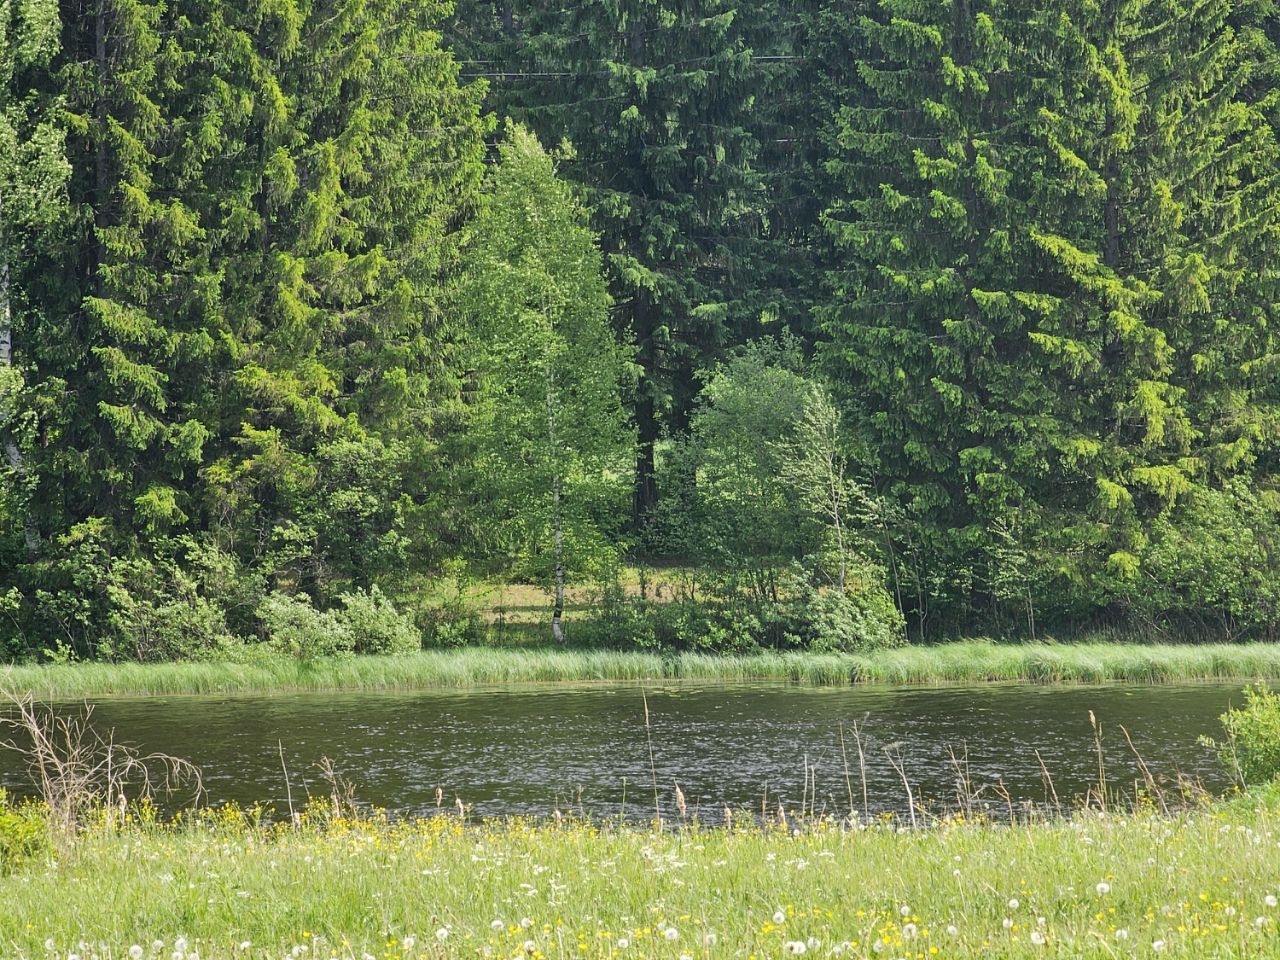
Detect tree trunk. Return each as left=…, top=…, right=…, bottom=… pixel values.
left=544, top=330, right=566, bottom=645
left=551, top=471, right=566, bottom=644
left=633, top=388, right=659, bottom=525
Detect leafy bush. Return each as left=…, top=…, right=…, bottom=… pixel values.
left=338, top=587, right=421, bottom=654
left=1202, top=683, right=1280, bottom=785
left=259, top=592, right=353, bottom=660
left=0, top=791, right=46, bottom=873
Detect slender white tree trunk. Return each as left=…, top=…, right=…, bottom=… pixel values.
left=544, top=334, right=566, bottom=644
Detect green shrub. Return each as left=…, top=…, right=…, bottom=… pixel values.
left=0, top=791, right=46, bottom=873
left=1202, top=682, right=1280, bottom=785
left=338, top=587, right=421, bottom=654
left=259, top=592, right=353, bottom=660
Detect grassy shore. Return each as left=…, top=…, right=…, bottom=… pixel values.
left=3, top=794, right=1280, bottom=959
left=2, top=641, right=1280, bottom=699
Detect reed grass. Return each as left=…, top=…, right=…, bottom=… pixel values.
left=2, top=640, right=1280, bottom=700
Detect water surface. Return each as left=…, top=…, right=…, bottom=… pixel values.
left=0, top=682, right=1243, bottom=819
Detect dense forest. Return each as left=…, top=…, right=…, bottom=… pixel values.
left=1, top=0, right=1278, bottom=661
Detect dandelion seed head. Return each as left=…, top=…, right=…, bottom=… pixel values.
left=664, top=927, right=680, bottom=942
left=1096, top=882, right=1111, bottom=896
left=130, top=947, right=144, bottom=960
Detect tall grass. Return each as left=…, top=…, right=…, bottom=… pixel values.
left=4, top=640, right=1280, bottom=699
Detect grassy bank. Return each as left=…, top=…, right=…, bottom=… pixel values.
left=5, top=642, right=1280, bottom=699
left=5, top=796, right=1280, bottom=959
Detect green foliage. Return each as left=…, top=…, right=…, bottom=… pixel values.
left=1203, top=683, right=1280, bottom=785
left=338, top=587, right=421, bottom=656
left=0, top=791, right=46, bottom=874
left=454, top=124, right=635, bottom=636
left=258, top=593, right=351, bottom=662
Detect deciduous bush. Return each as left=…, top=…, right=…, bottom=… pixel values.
left=1203, top=683, right=1280, bottom=785
left=259, top=593, right=353, bottom=661
left=338, top=587, right=421, bottom=654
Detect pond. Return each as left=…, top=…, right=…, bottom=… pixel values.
left=0, top=682, right=1246, bottom=820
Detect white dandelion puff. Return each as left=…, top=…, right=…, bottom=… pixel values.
left=491, top=920, right=505, bottom=932
left=130, top=947, right=144, bottom=960
left=783, top=942, right=806, bottom=956
left=1030, top=931, right=1046, bottom=946
left=664, top=927, right=680, bottom=942
left=1096, top=882, right=1111, bottom=896
left=774, top=911, right=787, bottom=925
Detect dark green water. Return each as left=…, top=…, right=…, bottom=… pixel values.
left=0, top=683, right=1246, bottom=819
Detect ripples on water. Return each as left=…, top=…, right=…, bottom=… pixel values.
left=0, top=683, right=1240, bottom=820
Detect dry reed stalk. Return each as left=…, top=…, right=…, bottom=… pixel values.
left=0, top=689, right=201, bottom=848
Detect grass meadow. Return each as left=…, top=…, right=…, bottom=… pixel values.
left=4, top=794, right=1280, bottom=959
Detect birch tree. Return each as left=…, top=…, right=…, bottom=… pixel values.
left=457, top=125, right=635, bottom=643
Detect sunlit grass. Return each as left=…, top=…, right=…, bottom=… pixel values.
left=5, top=794, right=1280, bottom=958
left=5, top=641, right=1280, bottom=699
